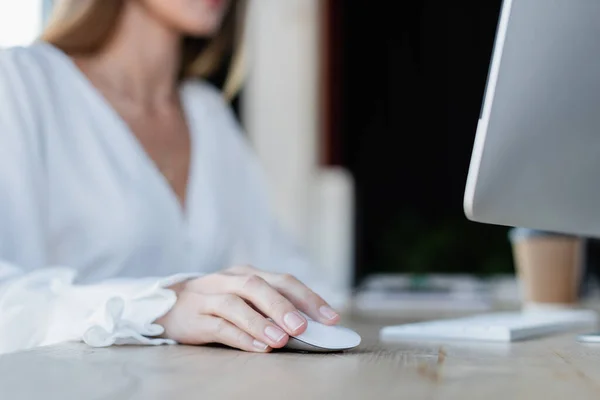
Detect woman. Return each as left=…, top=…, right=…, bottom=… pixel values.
left=0, top=0, right=340, bottom=354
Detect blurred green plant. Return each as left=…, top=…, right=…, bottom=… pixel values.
left=376, top=211, right=514, bottom=276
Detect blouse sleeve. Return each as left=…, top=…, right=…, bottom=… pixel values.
left=0, top=47, right=197, bottom=354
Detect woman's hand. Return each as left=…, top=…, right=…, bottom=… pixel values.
left=155, top=265, right=341, bottom=352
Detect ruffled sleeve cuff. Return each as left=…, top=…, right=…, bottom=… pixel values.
left=42, top=272, right=202, bottom=348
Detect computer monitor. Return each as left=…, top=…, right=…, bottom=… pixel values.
left=464, top=0, right=600, bottom=238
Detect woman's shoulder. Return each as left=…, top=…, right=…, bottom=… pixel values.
left=0, top=42, right=59, bottom=83
left=182, top=78, right=255, bottom=155
left=0, top=42, right=70, bottom=116
left=183, top=78, right=246, bottom=134
left=0, top=43, right=72, bottom=147
left=182, top=79, right=231, bottom=113
left=0, top=43, right=37, bottom=67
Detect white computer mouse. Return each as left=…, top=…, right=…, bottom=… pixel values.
left=280, top=313, right=362, bottom=352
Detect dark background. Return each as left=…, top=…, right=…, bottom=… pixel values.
left=216, top=1, right=600, bottom=289
left=333, top=1, right=515, bottom=284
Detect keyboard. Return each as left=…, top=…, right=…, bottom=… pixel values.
left=380, top=309, right=599, bottom=342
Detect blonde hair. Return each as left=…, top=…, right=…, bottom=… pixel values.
left=41, top=0, right=247, bottom=100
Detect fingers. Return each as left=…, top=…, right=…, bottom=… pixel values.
left=223, top=268, right=341, bottom=325
left=201, top=294, right=290, bottom=349
left=229, top=275, right=309, bottom=336
left=158, top=292, right=279, bottom=352
left=266, top=273, right=341, bottom=326
left=190, top=270, right=340, bottom=326
left=198, top=315, right=272, bottom=353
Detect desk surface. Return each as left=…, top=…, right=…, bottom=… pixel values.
left=2, top=317, right=600, bottom=400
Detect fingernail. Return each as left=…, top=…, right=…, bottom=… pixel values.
left=319, top=305, right=339, bottom=320
left=284, top=311, right=306, bottom=331
left=265, top=326, right=286, bottom=343
left=253, top=340, right=269, bottom=351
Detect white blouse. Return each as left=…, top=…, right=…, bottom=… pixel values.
left=0, top=42, right=329, bottom=354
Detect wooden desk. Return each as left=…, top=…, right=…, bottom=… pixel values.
left=2, top=317, right=600, bottom=400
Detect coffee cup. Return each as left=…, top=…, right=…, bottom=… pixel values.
left=508, top=228, right=583, bottom=309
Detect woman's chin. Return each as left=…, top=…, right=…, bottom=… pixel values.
left=180, top=21, right=223, bottom=38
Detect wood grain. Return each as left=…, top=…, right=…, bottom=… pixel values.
left=2, top=318, right=600, bottom=399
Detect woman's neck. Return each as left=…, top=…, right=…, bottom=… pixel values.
left=75, top=1, right=182, bottom=110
